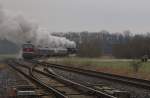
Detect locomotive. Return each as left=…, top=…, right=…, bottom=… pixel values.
left=22, top=42, right=77, bottom=59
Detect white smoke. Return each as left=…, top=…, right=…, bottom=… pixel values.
left=0, top=6, right=76, bottom=49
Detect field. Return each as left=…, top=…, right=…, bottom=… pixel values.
left=0, top=54, right=18, bottom=60
left=47, top=57, right=150, bottom=80
left=0, top=54, right=17, bottom=70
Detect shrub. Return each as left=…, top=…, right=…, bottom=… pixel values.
left=130, top=59, right=142, bottom=73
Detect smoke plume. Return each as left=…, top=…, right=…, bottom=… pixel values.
left=0, top=6, right=76, bottom=49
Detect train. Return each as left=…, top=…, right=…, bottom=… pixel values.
left=22, top=42, right=77, bottom=59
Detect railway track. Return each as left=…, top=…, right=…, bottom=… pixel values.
left=28, top=60, right=131, bottom=98
left=34, top=61, right=150, bottom=90
left=7, top=60, right=64, bottom=98
left=7, top=60, right=118, bottom=98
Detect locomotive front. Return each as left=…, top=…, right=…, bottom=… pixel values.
left=22, top=43, right=35, bottom=59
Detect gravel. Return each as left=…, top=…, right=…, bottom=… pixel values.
left=0, top=63, right=29, bottom=97
left=51, top=68, right=150, bottom=98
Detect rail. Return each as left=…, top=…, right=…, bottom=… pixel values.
left=35, top=61, right=150, bottom=89
left=8, top=60, right=117, bottom=98
left=7, top=60, right=68, bottom=98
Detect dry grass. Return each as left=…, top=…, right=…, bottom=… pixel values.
left=0, top=63, right=7, bottom=70
left=47, top=57, right=150, bottom=80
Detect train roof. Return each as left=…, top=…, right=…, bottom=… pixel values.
left=38, top=47, right=67, bottom=50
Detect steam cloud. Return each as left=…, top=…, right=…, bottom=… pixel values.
left=0, top=6, right=76, bottom=49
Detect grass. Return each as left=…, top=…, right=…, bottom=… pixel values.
left=0, top=54, right=18, bottom=60
left=0, top=54, right=18, bottom=70
left=48, top=57, right=133, bottom=67
left=47, top=57, right=150, bottom=80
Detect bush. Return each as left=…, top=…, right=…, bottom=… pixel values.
left=130, top=59, right=142, bottom=73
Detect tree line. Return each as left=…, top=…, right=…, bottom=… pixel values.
left=113, top=34, right=150, bottom=58
left=53, top=31, right=150, bottom=58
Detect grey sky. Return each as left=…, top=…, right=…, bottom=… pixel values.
left=1, top=0, right=150, bottom=33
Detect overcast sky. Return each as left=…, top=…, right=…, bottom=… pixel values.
left=1, top=0, right=150, bottom=33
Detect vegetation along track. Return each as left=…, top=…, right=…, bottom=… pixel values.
left=34, top=60, right=150, bottom=90
left=7, top=60, right=117, bottom=98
